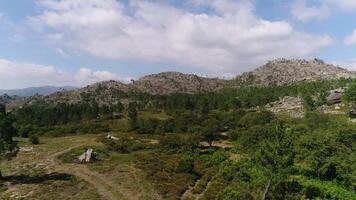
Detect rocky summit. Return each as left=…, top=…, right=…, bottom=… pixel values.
left=236, top=58, right=356, bottom=86
left=132, top=72, right=225, bottom=95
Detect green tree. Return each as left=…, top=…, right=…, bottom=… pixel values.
left=303, top=94, right=316, bottom=111
left=29, top=134, right=40, bottom=145
left=128, top=102, right=138, bottom=131
left=343, top=83, right=356, bottom=104
left=200, top=119, right=221, bottom=147
left=0, top=104, right=18, bottom=177
left=257, top=122, right=295, bottom=200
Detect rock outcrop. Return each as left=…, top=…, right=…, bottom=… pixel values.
left=236, top=58, right=356, bottom=86
left=265, top=96, right=304, bottom=118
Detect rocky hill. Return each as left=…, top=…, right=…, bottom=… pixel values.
left=0, top=94, right=28, bottom=110
left=30, top=72, right=226, bottom=106
left=235, top=58, right=356, bottom=86
left=132, top=72, right=225, bottom=94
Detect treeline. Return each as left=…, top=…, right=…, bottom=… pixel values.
left=13, top=78, right=355, bottom=128
left=136, top=78, right=355, bottom=111
left=15, top=102, right=124, bottom=126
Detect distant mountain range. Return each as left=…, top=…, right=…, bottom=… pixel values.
left=0, top=86, right=77, bottom=97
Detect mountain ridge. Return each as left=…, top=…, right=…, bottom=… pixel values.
left=5, top=58, right=356, bottom=107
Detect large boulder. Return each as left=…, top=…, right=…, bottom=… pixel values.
left=327, top=88, right=345, bottom=104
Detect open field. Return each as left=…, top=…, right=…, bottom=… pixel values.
left=0, top=134, right=160, bottom=200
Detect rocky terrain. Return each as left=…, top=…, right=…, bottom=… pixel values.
left=132, top=72, right=225, bottom=95
left=28, top=72, right=225, bottom=106
left=265, top=96, right=305, bottom=118
left=0, top=94, right=28, bottom=110
left=236, top=58, right=356, bottom=86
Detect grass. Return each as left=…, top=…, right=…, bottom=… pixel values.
left=1, top=135, right=103, bottom=200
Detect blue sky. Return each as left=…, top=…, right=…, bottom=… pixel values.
left=1, top=0, right=356, bottom=89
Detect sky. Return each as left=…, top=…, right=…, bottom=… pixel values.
left=1, top=0, right=356, bottom=89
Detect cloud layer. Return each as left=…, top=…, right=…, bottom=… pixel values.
left=0, top=58, right=128, bottom=89
left=29, top=0, right=332, bottom=73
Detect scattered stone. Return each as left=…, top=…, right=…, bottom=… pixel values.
left=19, top=147, right=33, bottom=152
left=106, top=134, right=119, bottom=140
left=78, top=149, right=96, bottom=163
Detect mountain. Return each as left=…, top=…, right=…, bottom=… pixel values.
left=0, top=86, right=77, bottom=97
left=235, top=58, right=356, bottom=86
left=34, top=72, right=226, bottom=106
left=132, top=72, right=225, bottom=94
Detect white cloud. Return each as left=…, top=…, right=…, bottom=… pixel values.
left=327, top=0, right=356, bottom=11
left=0, top=58, right=129, bottom=89
left=291, top=0, right=330, bottom=22
left=344, top=29, right=356, bottom=45
left=291, top=0, right=356, bottom=22
left=28, top=0, right=333, bottom=74
left=55, top=48, right=71, bottom=58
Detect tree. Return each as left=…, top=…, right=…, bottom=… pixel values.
left=128, top=102, right=138, bottom=131
left=303, top=94, right=316, bottom=111
left=343, top=83, right=356, bottom=118
left=343, top=83, right=356, bottom=104
left=200, top=119, right=221, bottom=147
left=257, top=122, right=295, bottom=200
left=0, top=104, right=18, bottom=178
left=29, top=135, right=40, bottom=145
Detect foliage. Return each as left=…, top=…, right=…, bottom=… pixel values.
left=128, top=102, right=138, bottom=131
left=29, top=134, right=40, bottom=145
left=0, top=105, right=17, bottom=161
left=343, top=83, right=356, bottom=103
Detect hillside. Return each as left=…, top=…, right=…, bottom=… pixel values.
left=132, top=72, right=225, bottom=94
left=235, top=58, right=356, bottom=86
left=29, top=72, right=226, bottom=106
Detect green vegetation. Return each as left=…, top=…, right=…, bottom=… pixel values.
left=2, top=78, right=356, bottom=199
left=29, top=134, right=40, bottom=145
left=0, top=104, right=18, bottom=177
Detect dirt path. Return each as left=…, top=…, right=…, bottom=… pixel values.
left=47, top=144, right=129, bottom=200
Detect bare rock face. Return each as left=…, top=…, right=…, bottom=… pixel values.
left=265, top=96, right=304, bottom=118
left=132, top=72, right=225, bottom=95
left=236, top=58, right=356, bottom=86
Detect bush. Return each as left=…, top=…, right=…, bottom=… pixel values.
left=237, top=111, right=274, bottom=128
left=177, top=158, right=194, bottom=173
left=18, top=125, right=33, bottom=138
left=29, top=135, right=40, bottom=145
left=102, top=137, right=146, bottom=153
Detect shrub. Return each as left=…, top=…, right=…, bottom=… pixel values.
left=102, top=137, right=146, bottom=153
left=177, top=158, right=194, bottom=173
left=29, top=135, right=40, bottom=145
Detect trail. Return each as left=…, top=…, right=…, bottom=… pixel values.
left=46, top=144, right=129, bottom=200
